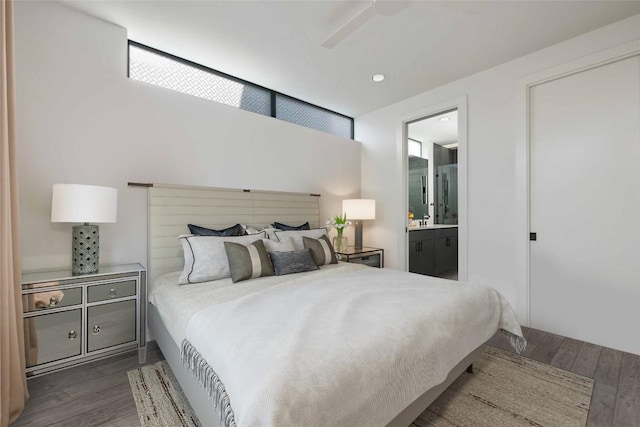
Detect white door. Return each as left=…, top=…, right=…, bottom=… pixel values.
left=530, top=55, right=640, bottom=354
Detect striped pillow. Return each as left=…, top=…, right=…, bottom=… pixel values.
left=273, top=228, right=328, bottom=249
left=178, top=232, right=266, bottom=284
left=224, top=240, right=274, bottom=283
left=303, top=235, right=338, bottom=266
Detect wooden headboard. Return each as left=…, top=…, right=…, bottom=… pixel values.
left=147, top=184, right=321, bottom=284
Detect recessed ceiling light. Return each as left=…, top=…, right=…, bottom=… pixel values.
left=439, top=116, right=450, bottom=121
left=371, top=74, right=385, bottom=82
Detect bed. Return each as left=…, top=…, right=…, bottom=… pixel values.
left=145, top=184, right=525, bottom=427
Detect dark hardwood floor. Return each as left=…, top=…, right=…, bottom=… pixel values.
left=13, top=345, right=164, bottom=427
left=488, top=327, right=640, bottom=427
left=13, top=327, right=640, bottom=427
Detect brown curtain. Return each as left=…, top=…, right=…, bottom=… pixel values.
left=1, top=1, right=29, bottom=426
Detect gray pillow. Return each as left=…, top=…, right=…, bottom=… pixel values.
left=188, top=223, right=244, bottom=236
left=303, top=235, right=338, bottom=266
left=261, top=238, right=296, bottom=253
left=224, top=240, right=274, bottom=283
left=273, top=221, right=310, bottom=231
left=269, top=249, right=319, bottom=276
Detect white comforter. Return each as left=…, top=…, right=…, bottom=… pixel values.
left=183, top=264, right=524, bottom=427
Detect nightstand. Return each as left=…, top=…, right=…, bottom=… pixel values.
left=21, top=263, right=146, bottom=377
left=336, top=246, right=384, bottom=268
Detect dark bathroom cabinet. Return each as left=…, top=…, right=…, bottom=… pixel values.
left=409, top=227, right=458, bottom=277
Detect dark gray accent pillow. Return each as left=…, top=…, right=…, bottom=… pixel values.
left=223, top=240, right=274, bottom=283
left=269, top=249, right=319, bottom=276
left=303, top=235, right=338, bottom=266
left=188, top=223, right=244, bottom=237
left=272, top=221, right=310, bottom=231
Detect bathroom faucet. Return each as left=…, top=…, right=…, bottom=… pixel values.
left=421, top=214, right=430, bottom=226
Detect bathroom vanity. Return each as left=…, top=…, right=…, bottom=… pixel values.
left=408, top=225, right=458, bottom=278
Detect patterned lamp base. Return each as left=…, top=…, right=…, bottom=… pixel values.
left=72, top=224, right=99, bottom=274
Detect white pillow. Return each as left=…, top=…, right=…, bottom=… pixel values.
left=240, top=224, right=279, bottom=240
left=263, top=226, right=279, bottom=240
left=273, top=228, right=328, bottom=250
left=261, top=238, right=296, bottom=253
left=178, top=232, right=266, bottom=284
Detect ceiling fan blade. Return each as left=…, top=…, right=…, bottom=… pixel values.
left=321, top=2, right=377, bottom=49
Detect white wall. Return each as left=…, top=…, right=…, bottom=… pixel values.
left=14, top=1, right=361, bottom=271
left=356, top=14, right=640, bottom=315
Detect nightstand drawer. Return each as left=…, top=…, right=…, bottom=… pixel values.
left=348, top=254, right=382, bottom=268
left=87, top=280, right=136, bottom=302
left=23, top=287, right=82, bottom=313
left=24, top=309, right=82, bottom=367
left=87, top=300, right=136, bottom=352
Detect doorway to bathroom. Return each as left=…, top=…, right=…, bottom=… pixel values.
left=406, top=109, right=459, bottom=280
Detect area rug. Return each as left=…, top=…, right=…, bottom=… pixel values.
left=128, top=346, right=594, bottom=427
left=128, top=361, right=200, bottom=427
left=413, top=346, right=594, bottom=427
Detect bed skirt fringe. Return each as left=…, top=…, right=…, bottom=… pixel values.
left=181, top=339, right=237, bottom=427
left=501, top=329, right=527, bottom=354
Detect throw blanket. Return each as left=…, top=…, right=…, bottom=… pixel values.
left=182, top=267, right=525, bottom=427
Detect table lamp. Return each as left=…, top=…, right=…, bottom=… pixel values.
left=343, top=199, right=375, bottom=250
left=51, top=184, right=117, bottom=274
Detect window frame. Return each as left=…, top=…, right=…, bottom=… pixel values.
left=127, top=40, right=355, bottom=140
left=408, top=138, right=423, bottom=157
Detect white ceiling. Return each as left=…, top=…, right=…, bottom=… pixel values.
left=408, top=110, right=458, bottom=146
left=61, top=0, right=640, bottom=117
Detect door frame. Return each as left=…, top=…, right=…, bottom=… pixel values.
left=400, top=95, right=468, bottom=281
left=515, top=40, right=640, bottom=326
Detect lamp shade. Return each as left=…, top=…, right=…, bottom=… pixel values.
left=343, top=199, right=376, bottom=220
left=51, top=184, right=117, bottom=223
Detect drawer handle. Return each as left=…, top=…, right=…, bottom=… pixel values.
left=108, top=289, right=117, bottom=297
left=49, top=296, right=60, bottom=307
left=68, top=330, right=77, bottom=340
left=92, top=325, right=101, bottom=335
